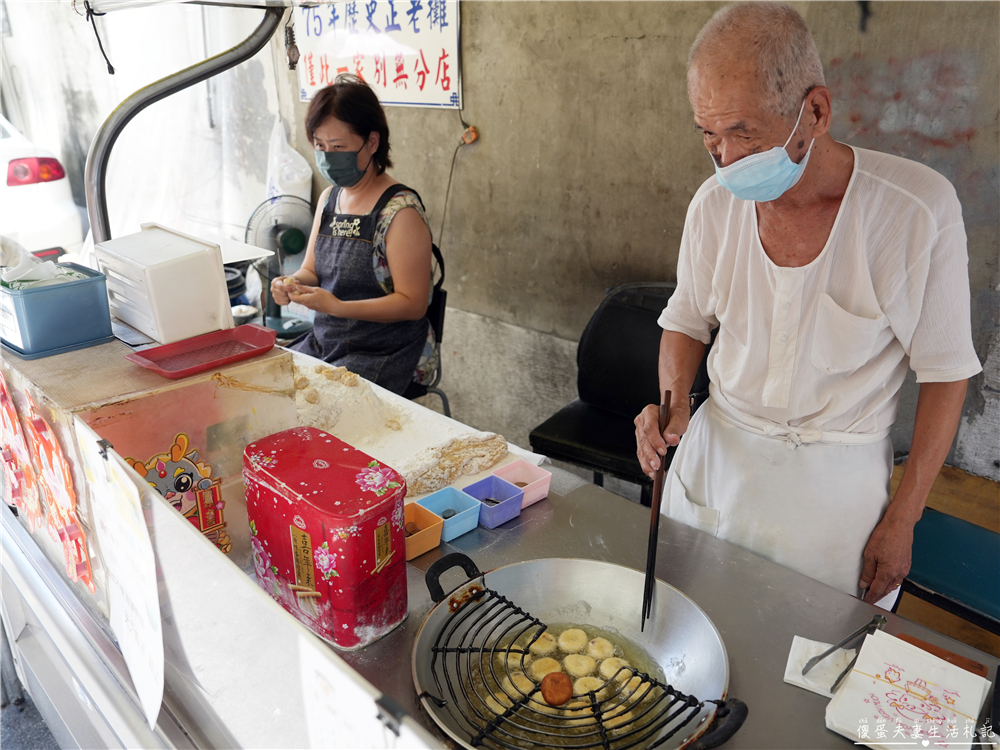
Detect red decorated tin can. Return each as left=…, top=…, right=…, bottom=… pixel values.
left=243, top=426, right=408, bottom=650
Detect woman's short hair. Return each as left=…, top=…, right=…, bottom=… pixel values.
left=688, top=2, right=826, bottom=121
left=305, top=74, right=392, bottom=174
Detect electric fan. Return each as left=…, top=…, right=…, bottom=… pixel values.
left=245, top=195, right=315, bottom=337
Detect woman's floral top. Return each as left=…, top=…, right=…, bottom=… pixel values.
left=372, top=190, right=439, bottom=385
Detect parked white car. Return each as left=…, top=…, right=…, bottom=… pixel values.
left=0, top=114, right=84, bottom=259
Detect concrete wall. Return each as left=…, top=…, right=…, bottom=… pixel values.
left=276, top=1, right=999, bottom=479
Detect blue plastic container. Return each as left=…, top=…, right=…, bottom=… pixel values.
left=462, top=475, right=523, bottom=529
left=417, top=487, right=481, bottom=542
left=0, top=263, right=113, bottom=358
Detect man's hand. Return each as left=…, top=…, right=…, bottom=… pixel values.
left=859, top=379, right=968, bottom=605
left=634, top=403, right=690, bottom=479
left=636, top=331, right=707, bottom=479
left=859, top=511, right=914, bottom=603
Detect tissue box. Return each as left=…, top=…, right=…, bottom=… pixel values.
left=0, top=263, right=113, bottom=358
left=95, top=223, right=233, bottom=344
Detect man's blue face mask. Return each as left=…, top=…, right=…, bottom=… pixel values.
left=713, top=97, right=814, bottom=202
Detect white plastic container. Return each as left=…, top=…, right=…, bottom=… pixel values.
left=95, top=223, right=234, bottom=344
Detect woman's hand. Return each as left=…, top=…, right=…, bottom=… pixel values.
left=286, top=282, right=341, bottom=315
left=270, top=276, right=298, bottom=306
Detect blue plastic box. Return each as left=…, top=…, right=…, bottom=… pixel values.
left=462, top=475, right=523, bottom=529
left=417, top=487, right=481, bottom=542
left=0, top=263, right=113, bottom=358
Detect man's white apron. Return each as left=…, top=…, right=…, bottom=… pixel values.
left=661, top=386, right=897, bottom=605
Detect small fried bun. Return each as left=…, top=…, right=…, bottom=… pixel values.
left=539, top=672, right=574, bottom=707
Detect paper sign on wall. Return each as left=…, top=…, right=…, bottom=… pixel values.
left=74, top=418, right=164, bottom=730
left=294, top=1, right=461, bottom=108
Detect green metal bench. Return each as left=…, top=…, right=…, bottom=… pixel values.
left=898, top=507, right=1000, bottom=636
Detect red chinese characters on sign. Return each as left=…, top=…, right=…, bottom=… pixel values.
left=297, top=1, right=458, bottom=106
left=304, top=52, right=316, bottom=86
left=414, top=49, right=430, bottom=91
left=373, top=51, right=388, bottom=88
left=393, top=53, right=408, bottom=89
left=435, top=48, right=450, bottom=91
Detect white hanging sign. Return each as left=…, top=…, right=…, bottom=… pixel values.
left=295, top=1, right=461, bottom=109
left=73, top=418, right=164, bottom=729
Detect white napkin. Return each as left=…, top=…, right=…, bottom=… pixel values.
left=1, top=253, right=59, bottom=283
left=826, top=630, right=992, bottom=750
left=783, top=635, right=856, bottom=697
left=0, top=249, right=84, bottom=289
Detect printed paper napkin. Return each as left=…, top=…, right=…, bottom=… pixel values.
left=825, top=630, right=991, bottom=750
left=784, top=635, right=856, bottom=698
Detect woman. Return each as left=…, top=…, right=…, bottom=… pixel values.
left=272, top=74, right=435, bottom=395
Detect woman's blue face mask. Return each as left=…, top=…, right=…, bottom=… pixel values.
left=713, top=98, right=814, bottom=202
left=315, top=143, right=373, bottom=188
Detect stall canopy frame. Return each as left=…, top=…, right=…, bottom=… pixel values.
left=83, top=2, right=288, bottom=244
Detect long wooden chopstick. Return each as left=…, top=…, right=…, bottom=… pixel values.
left=641, top=389, right=671, bottom=631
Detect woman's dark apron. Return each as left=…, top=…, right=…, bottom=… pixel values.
left=290, top=184, right=429, bottom=395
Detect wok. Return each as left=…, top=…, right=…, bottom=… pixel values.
left=411, top=554, right=747, bottom=750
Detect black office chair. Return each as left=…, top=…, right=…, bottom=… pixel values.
left=403, top=244, right=451, bottom=417
left=529, top=282, right=711, bottom=506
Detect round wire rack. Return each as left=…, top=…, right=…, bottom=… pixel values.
left=417, top=585, right=723, bottom=750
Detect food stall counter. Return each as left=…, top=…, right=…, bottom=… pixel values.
left=1, top=340, right=996, bottom=749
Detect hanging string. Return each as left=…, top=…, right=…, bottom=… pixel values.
left=83, top=1, right=115, bottom=75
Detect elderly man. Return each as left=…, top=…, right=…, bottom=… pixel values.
left=635, top=2, right=981, bottom=608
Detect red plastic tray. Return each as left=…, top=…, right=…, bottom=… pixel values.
left=124, top=324, right=277, bottom=379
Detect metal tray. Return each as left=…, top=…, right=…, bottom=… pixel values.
left=124, top=324, right=276, bottom=379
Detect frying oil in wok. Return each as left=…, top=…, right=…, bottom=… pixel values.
left=463, top=622, right=671, bottom=746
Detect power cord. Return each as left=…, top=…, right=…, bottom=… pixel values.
left=438, top=111, right=478, bottom=249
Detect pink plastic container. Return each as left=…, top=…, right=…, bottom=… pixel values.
left=492, top=459, right=553, bottom=508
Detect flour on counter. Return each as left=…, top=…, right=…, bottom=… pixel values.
left=292, top=358, right=509, bottom=496
left=396, top=432, right=508, bottom=495
left=293, top=362, right=406, bottom=449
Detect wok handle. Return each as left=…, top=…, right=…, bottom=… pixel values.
left=687, top=698, right=748, bottom=750
left=425, top=553, right=483, bottom=603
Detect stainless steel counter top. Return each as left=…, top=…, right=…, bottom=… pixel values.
left=342, top=482, right=999, bottom=749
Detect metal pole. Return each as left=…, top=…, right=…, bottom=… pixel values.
left=84, top=7, right=284, bottom=244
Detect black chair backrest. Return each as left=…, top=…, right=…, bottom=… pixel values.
left=427, top=243, right=446, bottom=343
left=577, top=283, right=676, bottom=418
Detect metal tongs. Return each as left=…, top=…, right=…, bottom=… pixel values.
left=801, top=614, right=888, bottom=692
left=641, top=390, right=671, bottom=631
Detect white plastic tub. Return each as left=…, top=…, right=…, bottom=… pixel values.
left=95, top=223, right=233, bottom=344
